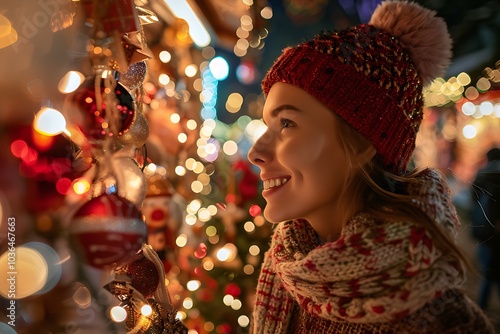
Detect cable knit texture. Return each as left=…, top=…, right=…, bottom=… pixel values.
left=251, top=169, right=494, bottom=333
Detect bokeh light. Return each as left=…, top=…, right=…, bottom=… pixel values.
left=0, top=246, right=48, bottom=299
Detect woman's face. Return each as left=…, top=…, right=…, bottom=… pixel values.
left=248, top=82, right=350, bottom=233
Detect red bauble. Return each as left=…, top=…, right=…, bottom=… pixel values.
left=123, top=253, right=159, bottom=298
left=70, top=193, right=147, bottom=269
left=69, top=77, right=135, bottom=140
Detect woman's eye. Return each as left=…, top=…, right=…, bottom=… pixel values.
left=281, top=118, right=294, bottom=129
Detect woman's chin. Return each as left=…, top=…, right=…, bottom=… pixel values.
left=263, top=207, right=292, bottom=224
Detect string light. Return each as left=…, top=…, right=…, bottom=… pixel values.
left=141, top=304, right=153, bottom=316
left=34, top=107, right=70, bottom=137
left=110, top=306, right=127, bottom=322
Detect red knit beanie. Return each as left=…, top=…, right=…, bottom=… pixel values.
left=262, top=1, right=452, bottom=174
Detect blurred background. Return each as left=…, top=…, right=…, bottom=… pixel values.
left=0, top=0, right=499, bottom=333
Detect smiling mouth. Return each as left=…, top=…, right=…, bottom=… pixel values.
left=263, top=178, right=289, bottom=190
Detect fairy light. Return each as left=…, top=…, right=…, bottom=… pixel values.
left=186, top=280, right=201, bottom=291
left=203, top=259, right=214, bottom=271
left=207, top=205, right=217, bottom=215
left=191, top=180, right=203, bottom=193
left=479, top=101, right=494, bottom=116
left=236, top=27, right=249, bottom=39
left=34, top=107, right=70, bottom=137
left=170, top=113, right=181, bottom=124
left=183, top=297, right=194, bottom=309
left=204, top=322, right=215, bottom=332
left=72, top=179, right=91, bottom=195
left=206, top=226, right=217, bottom=237
left=185, top=64, right=198, bottom=77
left=238, top=315, right=250, bottom=327
left=462, top=124, right=477, bottom=139
left=260, top=6, right=273, bottom=19
left=193, top=162, right=205, bottom=174
left=0, top=247, right=48, bottom=299
left=141, top=304, right=153, bottom=316
left=185, top=158, right=196, bottom=170
left=461, top=101, right=476, bottom=116
left=110, top=306, right=127, bottom=322
left=223, top=294, right=234, bottom=306
left=58, top=71, right=85, bottom=94
left=185, top=214, right=197, bottom=225
left=243, top=264, right=254, bottom=275
left=178, top=133, right=188, bottom=143
left=223, top=140, right=238, bottom=156
left=198, top=208, right=211, bottom=222
left=175, top=165, right=187, bottom=176
left=244, top=221, right=255, bottom=233
left=159, top=50, right=172, bottom=63
left=176, top=234, right=188, bottom=247
left=208, top=235, right=219, bottom=244
left=197, top=173, right=210, bottom=186
left=249, top=245, right=260, bottom=256
left=231, top=299, right=242, bottom=310
left=186, top=119, right=198, bottom=130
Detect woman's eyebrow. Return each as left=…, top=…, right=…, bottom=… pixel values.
left=270, top=104, right=301, bottom=118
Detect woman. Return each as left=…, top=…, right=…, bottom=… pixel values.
left=247, top=1, right=494, bottom=333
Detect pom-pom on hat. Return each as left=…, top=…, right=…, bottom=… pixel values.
left=262, top=0, right=452, bottom=174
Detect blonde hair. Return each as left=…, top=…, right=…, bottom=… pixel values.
left=334, top=116, right=470, bottom=267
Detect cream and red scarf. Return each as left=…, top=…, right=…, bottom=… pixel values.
left=251, top=169, right=465, bottom=333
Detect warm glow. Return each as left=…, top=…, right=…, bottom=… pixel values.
left=244, top=221, right=255, bottom=233
left=191, top=180, right=203, bottom=193
left=206, top=226, right=217, bottom=237
left=0, top=247, right=48, bottom=299
left=185, top=64, right=198, bottom=77
left=231, top=299, right=242, bottom=310
left=58, top=71, right=85, bottom=94
left=462, top=124, right=477, bottom=139
left=110, top=306, right=127, bottom=322
left=159, top=73, right=171, bottom=85
left=223, top=294, right=234, bottom=306
left=186, top=280, right=201, bottom=291
left=209, top=57, right=229, bottom=81
left=176, top=234, right=188, bottom=247
left=186, top=119, right=198, bottom=130
left=223, top=140, right=238, bottom=155
left=73, top=179, right=91, bottom=195
left=163, top=0, right=211, bottom=47
left=185, top=214, right=197, bottom=225
left=249, top=245, right=260, bottom=256
left=175, top=165, right=187, bottom=176
left=198, top=208, right=211, bottom=222
left=34, top=107, right=68, bottom=136
left=238, top=315, right=250, bottom=327
left=170, top=113, right=181, bottom=123
left=260, top=6, right=273, bottom=19
left=159, top=51, right=172, bottom=63
left=141, top=304, right=153, bottom=316
left=188, top=199, right=202, bottom=212
left=183, top=297, right=194, bottom=309
left=177, top=133, right=187, bottom=143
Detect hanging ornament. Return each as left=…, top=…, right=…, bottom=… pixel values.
left=111, top=150, right=147, bottom=207
left=69, top=193, right=146, bottom=269
left=118, top=60, right=147, bottom=91
left=104, top=245, right=188, bottom=333
left=118, top=252, right=160, bottom=298
left=66, top=76, right=135, bottom=142
left=122, top=31, right=154, bottom=66
left=143, top=173, right=177, bottom=272
left=118, top=108, right=149, bottom=148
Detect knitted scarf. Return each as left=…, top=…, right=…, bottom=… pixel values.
left=252, top=169, right=465, bottom=334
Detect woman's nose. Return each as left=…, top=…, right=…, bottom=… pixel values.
left=248, top=130, right=273, bottom=166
